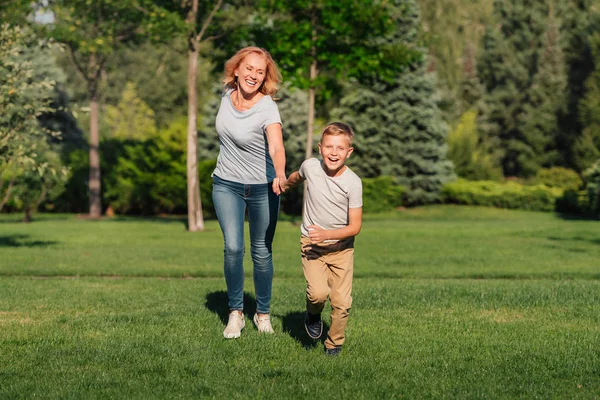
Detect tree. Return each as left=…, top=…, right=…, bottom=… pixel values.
left=257, top=0, right=417, bottom=161
left=104, top=82, right=157, bottom=140
left=577, top=31, right=600, bottom=171
left=183, top=0, right=223, bottom=232
left=447, top=110, right=502, bottom=180
left=153, top=0, right=253, bottom=231
left=517, top=9, right=567, bottom=176
left=456, top=42, right=485, bottom=117
left=331, top=0, right=455, bottom=205
left=0, top=24, right=69, bottom=219
left=48, top=0, right=184, bottom=218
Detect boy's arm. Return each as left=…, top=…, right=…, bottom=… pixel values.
left=306, top=207, right=362, bottom=243
left=283, top=171, right=305, bottom=190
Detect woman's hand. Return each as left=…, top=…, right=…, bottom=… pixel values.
left=272, top=175, right=287, bottom=195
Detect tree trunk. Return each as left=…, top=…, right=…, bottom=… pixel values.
left=303, top=29, right=319, bottom=206
left=305, top=63, right=317, bottom=160
left=23, top=203, right=33, bottom=223
left=0, top=179, right=15, bottom=211
left=305, top=24, right=318, bottom=160
left=89, top=92, right=102, bottom=218
left=186, top=0, right=204, bottom=232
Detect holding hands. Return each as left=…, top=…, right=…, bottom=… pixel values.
left=272, top=175, right=287, bottom=195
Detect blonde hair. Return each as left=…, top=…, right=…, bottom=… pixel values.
left=223, top=47, right=282, bottom=97
left=320, top=122, right=355, bottom=144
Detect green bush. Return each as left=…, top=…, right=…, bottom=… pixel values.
left=583, top=160, right=600, bottom=217
left=362, top=176, right=405, bottom=213
left=555, top=160, right=600, bottom=217
left=442, top=179, right=563, bottom=212
left=532, top=167, right=583, bottom=192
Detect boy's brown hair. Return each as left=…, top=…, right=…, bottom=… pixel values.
left=320, top=122, right=355, bottom=144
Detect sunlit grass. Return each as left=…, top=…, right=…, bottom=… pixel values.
left=0, top=206, right=599, bottom=398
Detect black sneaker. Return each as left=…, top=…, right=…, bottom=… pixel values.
left=325, top=346, right=342, bottom=356
left=304, top=312, right=323, bottom=339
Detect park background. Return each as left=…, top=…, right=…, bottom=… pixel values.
left=1, top=0, right=600, bottom=398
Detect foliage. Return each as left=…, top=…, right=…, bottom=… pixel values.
left=419, top=0, right=493, bottom=96
left=478, top=1, right=555, bottom=177
left=257, top=0, right=418, bottom=94
left=0, top=24, right=69, bottom=217
left=582, top=159, right=600, bottom=216
left=455, top=42, right=485, bottom=118
left=442, top=179, right=563, bottom=212
left=49, top=0, right=186, bottom=217
left=332, top=0, right=455, bottom=205
left=362, top=176, right=405, bottom=213
left=576, top=32, right=600, bottom=171
left=100, top=41, right=213, bottom=129
left=8, top=137, right=71, bottom=221
left=103, top=120, right=187, bottom=215
left=198, top=158, right=217, bottom=219
left=447, top=110, right=502, bottom=181
left=516, top=12, right=567, bottom=176
left=104, top=82, right=157, bottom=140
left=531, top=167, right=583, bottom=192
left=54, top=148, right=89, bottom=213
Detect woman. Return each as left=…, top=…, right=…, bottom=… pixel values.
left=211, top=47, right=286, bottom=339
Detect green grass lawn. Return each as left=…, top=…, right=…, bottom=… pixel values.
left=0, top=206, right=599, bottom=398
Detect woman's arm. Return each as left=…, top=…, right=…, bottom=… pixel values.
left=265, top=123, right=286, bottom=195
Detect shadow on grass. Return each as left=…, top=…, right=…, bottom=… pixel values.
left=100, top=215, right=219, bottom=231
left=205, top=290, right=257, bottom=325
left=281, top=311, right=328, bottom=350
left=0, top=214, right=72, bottom=224
left=555, top=212, right=599, bottom=222
left=547, top=236, right=600, bottom=246
left=0, top=234, right=58, bottom=247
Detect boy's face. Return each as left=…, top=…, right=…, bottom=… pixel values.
left=318, top=134, right=354, bottom=176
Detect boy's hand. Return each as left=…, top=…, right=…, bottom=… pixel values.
left=307, top=225, right=329, bottom=244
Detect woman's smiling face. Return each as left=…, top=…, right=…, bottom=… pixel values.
left=235, top=52, right=267, bottom=96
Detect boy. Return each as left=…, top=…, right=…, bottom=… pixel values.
left=283, top=122, right=362, bottom=356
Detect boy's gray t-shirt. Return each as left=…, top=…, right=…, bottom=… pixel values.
left=212, top=89, right=282, bottom=184
left=299, top=158, right=363, bottom=241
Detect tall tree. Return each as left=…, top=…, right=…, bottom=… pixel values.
left=517, top=9, right=567, bottom=176
left=103, top=82, right=157, bottom=140
left=576, top=31, right=600, bottom=171
left=257, top=0, right=416, bottom=160
left=48, top=0, right=183, bottom=218
left=331, top=0, right=455, bottom=204
left=183, top=0, right=223, bottom=232
left=157, top=0, right=252, bottom=231
left=478, top=0, right=554, bottom=176
left=456, top=42, right=485, bottom=117
left=0, top=24, right=69, bottom=218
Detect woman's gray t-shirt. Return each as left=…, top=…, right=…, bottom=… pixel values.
left=212, top=89, right=282, bottom=184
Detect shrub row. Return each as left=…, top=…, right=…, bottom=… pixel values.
left=442, top=179, right=563, bottom=212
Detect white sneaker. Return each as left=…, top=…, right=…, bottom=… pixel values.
left=223, top=311, right=245, bottom=339
left=253, top=313, right=274, bottom=334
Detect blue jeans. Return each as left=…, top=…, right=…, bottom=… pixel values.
left=212, top=175, right=280, bottom=314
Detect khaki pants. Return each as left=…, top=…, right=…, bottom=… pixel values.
left=301, top=236, right=354, bottom=349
